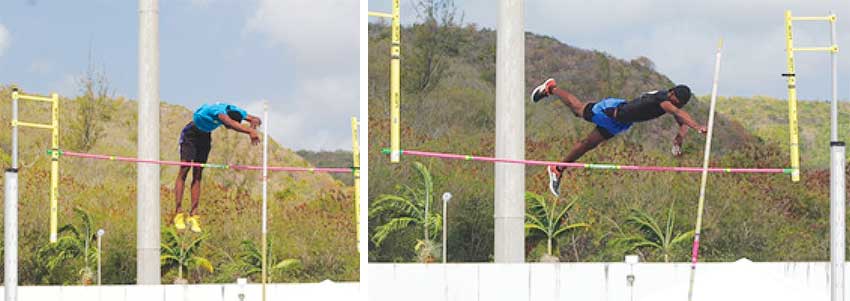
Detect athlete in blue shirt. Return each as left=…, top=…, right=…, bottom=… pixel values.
left=173, top=103, right=262, bottom=232
left=530, top=78, right=706, bottom=197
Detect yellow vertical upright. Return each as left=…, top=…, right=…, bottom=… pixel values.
left=389, top=0, right=401, bottom=163
left=351, top=117, right=360, bottom=252
left=369, top=0, right=402, bottom=162
left=49, top=93, right=60, bottom=242
left=12, top=89, right=61, bottom=243
left=784, top=10, right=801, bottom=182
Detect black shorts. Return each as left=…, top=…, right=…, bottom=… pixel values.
left=581, top=102, right=615, bottom=139
left=179, top=122, right=211, bottom=164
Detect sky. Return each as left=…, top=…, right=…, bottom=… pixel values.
left=369, top=0, right=850, bottom=101
left=0, top=0, right=358, bottom=151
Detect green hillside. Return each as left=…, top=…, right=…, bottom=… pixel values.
left=297, top=150, right=355, bottom=185
left=0, top=85, right=357, bottom=284
left=714, top=95, right=850, bottom=169
left=368, top=21, right=838, bottom=263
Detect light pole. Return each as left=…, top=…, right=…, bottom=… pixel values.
left=442, top=192, right=452, bottom=264
left=625, top=255, right=639, bottom=301
left=97, top=229, right=105, bottom=285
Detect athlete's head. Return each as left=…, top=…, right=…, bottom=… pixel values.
left=227, top=109, right=244, bottom=123
left=668, top=85, right=692, bottom=107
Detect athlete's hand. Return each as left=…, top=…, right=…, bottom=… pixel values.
left=671, top=143, right=683, bottom=157
left=249, top=130, right=261, bottom=145
left=696, top=126, right=708, bottom=134
left=250, top=117, right=262, bottom=129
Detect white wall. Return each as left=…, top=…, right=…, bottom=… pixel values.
left=369, top=261, right=838, bottom=301
left=0, top=282, right=358, bottom=301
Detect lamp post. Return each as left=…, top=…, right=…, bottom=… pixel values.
left=97, top=229, right=105, bottom=285
left=442, top=192, right=452, bottom=263
left=625, top=255, right=639, bottom=301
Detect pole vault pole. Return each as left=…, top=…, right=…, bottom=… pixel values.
left=687, top=39, right=723, bottom=301
left=262, top=101, right=269, bottom=301
left=494, top=0, right=525, bottom=263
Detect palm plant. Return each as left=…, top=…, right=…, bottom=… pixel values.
left=36, top=207, right=98, bottom=284
left=612, top=201, right=695, bottom=262
left=160, top=228, right=214, bottom=283
left=525, top=192, right=589, bottom=260
left=237, top=239, right=301, bottom=282
left=370, top=161, right=442, bottom=261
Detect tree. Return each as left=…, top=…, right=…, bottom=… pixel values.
left=36, top=207, right=98, bottom=284
left=69, top=48, right=115, bottom=151
left=237, top=240, right=301, bottom=283
left=404, top=0, right=463, bottom=93
left=612, top=201, right=695, bottom=262
left=525, top=192, right=588, bottom=261
left=160, top=228, right=214, bottom=283
left=370, top=161, right=442, bottom=262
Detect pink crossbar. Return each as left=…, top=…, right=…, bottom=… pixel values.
left=397, top=149, right=791, bottom=174
left=56, top=150, right=353, bottom=173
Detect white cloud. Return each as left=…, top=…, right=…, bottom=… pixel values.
left=244, top=0, right=359, bottom=150
left=29, top=59, right=53, bottom=75
left=0, top=24, right=10, bottom=57
left=240, top=74, right=357, bottom=151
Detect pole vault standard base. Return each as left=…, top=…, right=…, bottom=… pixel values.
left=5, top=169, right=18, bottom=301
left=830, top=142, right=845, bottom=301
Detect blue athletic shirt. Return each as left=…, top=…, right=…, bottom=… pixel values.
left=192, top=103, right=248, bottom=133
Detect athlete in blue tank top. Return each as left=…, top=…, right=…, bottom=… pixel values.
left=530, top=78, right=707, bottom=197
left=174, top=102, right=263, bottom=233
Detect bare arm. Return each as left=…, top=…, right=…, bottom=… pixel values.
left=218, top=113, right=261, bottom=145
left=673, top=115, right=689, bottom=145
left=245, top=115, right=262, bottom=129
left=218, top=113, right=254, bottom=134
left=660, top=101, right=706, bottom=133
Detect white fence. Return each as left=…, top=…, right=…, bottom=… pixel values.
left=369, top=260, right=837, bottom=301
left=0, top=281, right=358, bottom=301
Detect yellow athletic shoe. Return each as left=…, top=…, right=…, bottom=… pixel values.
left=187, top=215, right=202, bottom=233
left=173, top=213, right=187, bottom=230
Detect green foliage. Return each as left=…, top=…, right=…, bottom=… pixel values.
left=370, top=161, right=442, bottom=262
left=610, top=202, right=694, bottom=262
left=236, top=239, right=302, bottom=283
left=525, top=192, right=588, bottom=259
left=296, top=150, right=354, bottom=185
left=68, top=60, right=116, bottom=151
left=34, top=207, right=98, bottom=284
left=160, top=228, right=214, bottom=283
left=403, top=0, right=463, bottom=93
left=0, top=84, right=356, bottom=284
left=713, top=95, right=850, bottom=168
left=414, top=239, right=442, bottom=263
left=369, top=17, right=841, bottom=263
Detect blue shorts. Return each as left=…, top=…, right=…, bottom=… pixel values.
left=582, top=98, right=633, bottom=138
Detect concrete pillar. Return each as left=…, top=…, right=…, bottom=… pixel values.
left=494, top=0, right=525, bottom=263
left=137, top=0, right=161, bottom=284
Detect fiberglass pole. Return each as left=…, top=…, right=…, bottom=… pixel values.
left=262, top=101, right=269, bottom=301
left=687, top=39, right=723, bottom=301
